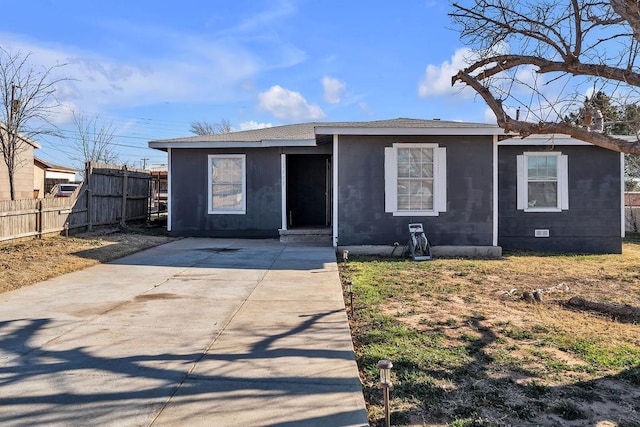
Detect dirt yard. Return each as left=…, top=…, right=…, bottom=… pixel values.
left=0, top=223, right=175, bottom=294
left=341, top=240, right=640, bottom=426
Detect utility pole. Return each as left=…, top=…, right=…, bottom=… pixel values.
left=9, top=84, right=18, bottom=129
left=141, top=158, right=149, bottom=169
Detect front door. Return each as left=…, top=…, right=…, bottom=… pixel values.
left=286, top=154, right=331, bottom=227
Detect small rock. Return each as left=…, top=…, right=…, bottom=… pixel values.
left=533, top=290, right=543, bottom=303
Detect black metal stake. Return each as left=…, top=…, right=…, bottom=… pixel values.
left=349, top=290, right=354, bottom=317
left=382, top=383, right=390, bottom=427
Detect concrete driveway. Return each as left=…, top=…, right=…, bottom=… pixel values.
left=0, top=238, right=368, bottom=427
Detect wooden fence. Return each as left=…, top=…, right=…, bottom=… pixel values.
left=0, top=162, right=151, bottom=243
left=626, top=206, right=640, bottom=233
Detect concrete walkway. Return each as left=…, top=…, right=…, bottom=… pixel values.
left=0, top=238, right=368, bottom=427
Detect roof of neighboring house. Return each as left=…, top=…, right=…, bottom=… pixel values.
left=149, top=118, right=505, bottom=149
left=0, top=122, right=41, bottom=149
left=34, top=157, right=76, bottom=173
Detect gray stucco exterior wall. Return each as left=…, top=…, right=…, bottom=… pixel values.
left=170, top=148, right=282, bottom=237
left=498, top=145, right=622, bottom=254
left=336, top=135, right=494, bottom=246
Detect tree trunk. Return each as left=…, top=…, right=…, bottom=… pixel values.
left=8, top=167, right=15, bottom=200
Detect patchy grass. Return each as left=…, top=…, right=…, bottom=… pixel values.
left=340, top=240, right=640, bottom=426
left=0, top=222, right=175, bottom=294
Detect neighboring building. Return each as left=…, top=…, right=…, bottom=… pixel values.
left=33, top=157, right=46, bottom=198
left=149, top=118, right=624, bottom=254
left=149, top=165, right=168, bottom=211
left=33, top=157, right=77, bottom=198
left=625, top=192, right=640, bottom=206
left=0, top=129, right=40, bottom=200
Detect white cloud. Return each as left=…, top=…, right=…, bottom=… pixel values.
left=359, top=102, right=373, bottom=115
left=239, top=120, right=274, bottom=130
left=418, top=48, right=477, bottom=98
left=258, top=85, right=325, bottom=121
left=213, top=0, right=296, bottom=36
left=0, top=35, right=259, bottom=119
left=514, top=66, right=542, bottom=89
left=322, top=76, right=346, bottom=104
left=0, top=9, right=308, bottom=125
left=484, top=107, right=497, bottom=123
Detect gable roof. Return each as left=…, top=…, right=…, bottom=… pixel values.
left=34, top=157, right=76, bottom=173
left=149, top=118, right=505, bottom=150
left=0, top=122, right=41, bottom=149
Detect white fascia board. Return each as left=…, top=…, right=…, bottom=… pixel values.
left=621, top=153, right=625, bottom=238
left=261, top=139, right=317, bottom=147
left=332, top=135, right=338, bottom=247
left=492, top=135, right=498, bottom=247
left=315, top=126, right=505, bottom=136
left=498, top=138, right=592, bottom=146
left=167, top=147, right=172, bottom=232
left=46, top=171, right=76, bottom=180
left=149, top=139, right=316, bottom=149
left=497, top=135, right=639, bottom=146
left=281, top=154, right=287, bottom=231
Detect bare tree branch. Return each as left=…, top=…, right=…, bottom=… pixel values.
left=460, top=55, right=640, bottom=87
left=454, top=70, right=640, bottom=153
left=69, top=110, right=120, bottom=171
left=0, top=48, right=67, bottom=199
left=610, top=0, right=640, bottom=40
left=189, top=119, right=232, bottom=136
left=451, top=0, right=640, bottom=155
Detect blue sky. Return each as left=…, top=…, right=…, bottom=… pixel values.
left=2, top=0, right=493, bottom=169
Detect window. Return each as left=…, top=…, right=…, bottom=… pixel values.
left=208, top=154, right=246, bottom=214
left=385, top=143, right=447, bottom=216
left=517, top=152, right=568, bottom=212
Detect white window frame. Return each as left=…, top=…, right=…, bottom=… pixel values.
left=517, top=152, right=568, bottom=212
left=208, top=154, right=246, bottom=215
left=385, top=143, right=447, bottom=216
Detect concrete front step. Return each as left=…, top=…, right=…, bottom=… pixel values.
left=279, top=228, right=333, bottom=244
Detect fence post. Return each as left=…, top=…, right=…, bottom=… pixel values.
left=36, top=199, right=43, bottom=238
left=120, top=165, right=128, bottom=227
left=86, top=162, right=93, bottom=231
left=147, top=174, right=152, bottom=222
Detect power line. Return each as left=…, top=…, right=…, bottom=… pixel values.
left=57, top=128, right=161, bottom=142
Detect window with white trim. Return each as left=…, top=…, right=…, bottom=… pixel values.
left=208, top=154, right=246, bottom=214
left=517, top=152, right=568, bottom=212
left=385, top=143, right=447, bottom=216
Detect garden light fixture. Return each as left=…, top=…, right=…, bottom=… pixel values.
left=344, top=280, right=354, bottom=316
left=378, top=359, right=393, bottom=427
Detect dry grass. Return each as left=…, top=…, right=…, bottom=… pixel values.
left=0, top=223, right=175, bottom=294
left=340, top=239, right=640, bottom=426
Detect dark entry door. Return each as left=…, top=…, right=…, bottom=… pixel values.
left=287, top=154, right=330, bottom=227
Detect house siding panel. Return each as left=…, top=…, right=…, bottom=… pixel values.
left=0, top=149, right=35, bottom=200
left=498, top=145, right=621, bottom=253
left=337, top=135, right=494, bottom=246
left=170, top=148, right=282, bottom=237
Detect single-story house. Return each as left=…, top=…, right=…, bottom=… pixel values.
left=33, top=157, right=77, bottom=198
left=149, top=118, right=624, bottom=254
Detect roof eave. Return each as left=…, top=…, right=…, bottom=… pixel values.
left=47, top=167, right=76, bottom=173
left=497, top=134, right=638, bottom=146
left=0, top=123, right=41, bottom=148
left=148, top=138, right=317, bottom=149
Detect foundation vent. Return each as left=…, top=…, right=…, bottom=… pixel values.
left=534, top=229, right=550, bottom=238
